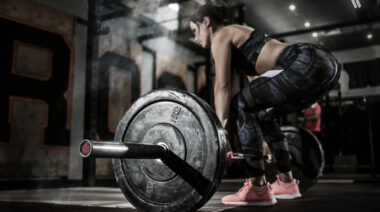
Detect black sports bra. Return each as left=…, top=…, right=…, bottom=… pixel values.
left=231, top=30, right=273, bottom=76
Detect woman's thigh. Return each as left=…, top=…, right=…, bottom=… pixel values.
left=243, top=43, right=340, bottom=117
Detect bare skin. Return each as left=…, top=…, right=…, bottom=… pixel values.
left=190, top=18, right=292, bottom=186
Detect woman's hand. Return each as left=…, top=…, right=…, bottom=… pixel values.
left=226, top=140, right=273, bottom=163
left=226, top=151, right=245, bottom=159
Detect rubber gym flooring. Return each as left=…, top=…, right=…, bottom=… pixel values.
left=0, top=178, right=379, bottom=212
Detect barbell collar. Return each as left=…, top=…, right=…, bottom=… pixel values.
left=79, top=139, right=168, bottom=159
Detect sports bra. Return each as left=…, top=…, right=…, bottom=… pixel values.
left=231, top=30, right=273, bottom=76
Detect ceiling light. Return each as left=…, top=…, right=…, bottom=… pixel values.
left=168, top=3, right=179, bottom=12
left=356, top=0, right=362, bottom=8
left=351, top=0, right=362, bottom=9
left=304, top=22, right=310, bottom=28
left=367, top=33, right=373, bottom=40
left=318, top=29, right=341, bottom=36
left=312, top=32, right=318, bottom=38
left=289, top=4, right=296, bottom=11
left=351, top=0, right=357, bottom=8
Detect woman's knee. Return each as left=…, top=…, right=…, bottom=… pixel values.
left=231, top=93, right=249, bottom=112
left=231, top=94, right=251, bottom=130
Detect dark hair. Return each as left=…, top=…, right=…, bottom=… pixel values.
left=190, top=4, right=232, bottom=27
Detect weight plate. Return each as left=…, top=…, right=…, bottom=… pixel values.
left=265, top=126, right=324, bottom=192
left=113, top=89, right=227, bottom=212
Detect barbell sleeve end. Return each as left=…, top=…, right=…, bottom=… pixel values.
left=79, top=139, right=93, bottom=158
left=79, top=139, right=169, bottom=159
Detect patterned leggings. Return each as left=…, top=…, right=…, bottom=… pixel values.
left=230, top=43, right=340, bottom=176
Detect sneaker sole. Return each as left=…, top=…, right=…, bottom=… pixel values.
left=275, top=192, right=302, bottom=199
left=222, top=199, right=277, bottom=206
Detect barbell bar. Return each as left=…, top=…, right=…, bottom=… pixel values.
left=79, top=89, right=324, bottom=212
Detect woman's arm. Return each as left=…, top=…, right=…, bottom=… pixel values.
left=211, top=33, right=232, bottom=130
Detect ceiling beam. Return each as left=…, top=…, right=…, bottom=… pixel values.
left=272, top=17, right=380, bottom=38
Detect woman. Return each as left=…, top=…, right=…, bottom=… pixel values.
left=189, top=4, right=340, bottom=206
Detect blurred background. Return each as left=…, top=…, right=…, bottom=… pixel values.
left=1, top=0, right=380, bottom=189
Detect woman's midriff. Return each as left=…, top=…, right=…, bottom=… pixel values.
left=255, top=40, right=290, bottom=75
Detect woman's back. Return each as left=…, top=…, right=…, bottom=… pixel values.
left=217, top=25, right=289, bottom=75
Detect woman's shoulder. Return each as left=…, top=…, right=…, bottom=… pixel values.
left=219, top=25, right=254, bottom=35
left=228, top=24, right=255, bottom=31
left=216, top=25, right=255, bottom=48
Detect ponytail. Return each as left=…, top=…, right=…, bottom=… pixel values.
left=190, top=4, right=233, bottom=27
left=216, top=4, right=233, bottom=25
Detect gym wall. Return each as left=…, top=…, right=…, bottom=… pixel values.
left=333, top=45, right=380, bottom=98
left=94, top=25, right=144, bottom=176
left=0, top=0, right=74, bottom=178
left=0, top=0, right=205, bottom=179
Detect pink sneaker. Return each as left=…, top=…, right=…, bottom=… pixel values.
left=271, top=175, right=302, bottom=199
left=221, top=179, right=277, bottom=206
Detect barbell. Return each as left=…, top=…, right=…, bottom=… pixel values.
left=79, top=89, right=324, bottom=211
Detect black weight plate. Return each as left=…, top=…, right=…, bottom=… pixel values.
left=265, top=126, right=324, bottom=192
left=113, top=89, right=227, bottom=212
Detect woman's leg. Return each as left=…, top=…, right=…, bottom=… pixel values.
left=258, top=109, right=293, bottom=182
left=239, top=43, right=340, bottom=182
left=230, top=73, right=306, bottom=185
left=231, top=94, right=267, bottom=186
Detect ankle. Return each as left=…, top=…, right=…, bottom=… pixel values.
left=253, top=184, right=267, bottom=190
left=278, top=172, right=293, bottom=183
left=250, top=176, right=267, bottom=186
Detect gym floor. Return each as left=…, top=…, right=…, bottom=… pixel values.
left=1, top=177, right=379, bottom=212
